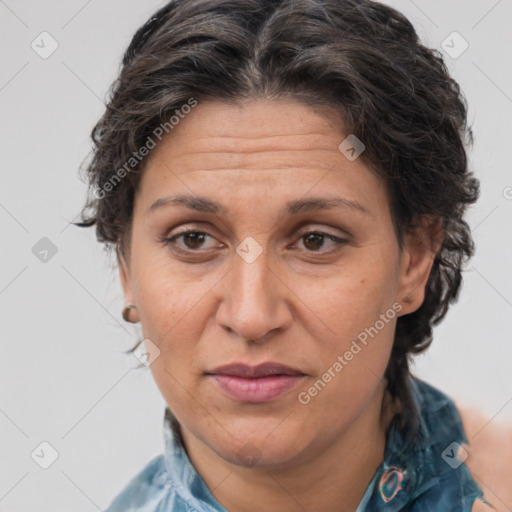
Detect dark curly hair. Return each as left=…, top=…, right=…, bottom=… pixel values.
left=75, top=0, right=479, bottom=441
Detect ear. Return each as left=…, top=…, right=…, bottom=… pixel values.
left=118, top=251, right=140, bottom=323
left=396, top=215, right=444, bottom=316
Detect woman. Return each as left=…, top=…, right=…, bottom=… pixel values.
left=76, top=0, right=495, bottom=510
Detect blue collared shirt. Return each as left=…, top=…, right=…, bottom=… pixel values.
left=105, top=377, right=489, bottom=511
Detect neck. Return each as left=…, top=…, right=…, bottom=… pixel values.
left=180, top=383, right=394, bottom=512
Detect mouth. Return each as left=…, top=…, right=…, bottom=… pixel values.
left=205, top=362, right=307, bottom=403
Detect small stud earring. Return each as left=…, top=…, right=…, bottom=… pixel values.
left=403, top=296, right=414, bottom=304
left=122, top=304, right=137, bottom=322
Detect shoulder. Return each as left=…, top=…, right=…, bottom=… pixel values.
left=411, top=377, right=460, bottom=417
left=411, top=377, right=469, bottom=445
left=384, top=378, right=486, bottom=511
left=457, top=404, right=512, bottom=512
left=104, top=455, right=170, bottom=512
left=414, top=380, right=512, bottom=510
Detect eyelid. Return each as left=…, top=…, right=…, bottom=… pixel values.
left=291, top=230, right=348, bottom=253
left=164, top=220, right=350, bottom=240
left=161, top=229, right=220, bottom=252
left=294, top=223, right=350, bottom=239
left=161, top=225, right=349, bottom=255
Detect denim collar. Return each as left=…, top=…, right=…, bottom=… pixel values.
left=360, top=376, right=483, bottom=510
left=161, top=376, right=482, bottom=511
left=163, top=408, right=228, bottom=511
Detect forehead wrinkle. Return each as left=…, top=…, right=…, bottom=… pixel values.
left=173, top=148, right=338, bottom=158
left=155, top=137, right=342, bottom=175
left=191, top=132, right=336, bottom=144
left=170, top=131, right=341, bottom=154
left=149, top=154, right=341, bottom=176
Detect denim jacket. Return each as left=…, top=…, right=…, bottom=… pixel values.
left=105, top=377, right=489, bottom=511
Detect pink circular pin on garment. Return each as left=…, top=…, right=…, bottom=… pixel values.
left=378, top=466, right=405, bottom=503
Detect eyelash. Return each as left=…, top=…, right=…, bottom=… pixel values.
left=160, top=229, right=347, bottom=255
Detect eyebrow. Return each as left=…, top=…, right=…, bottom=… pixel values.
left=148, top=193, right=370, bottom=217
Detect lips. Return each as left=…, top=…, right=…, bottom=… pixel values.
left=208, top=362, right=305, bottom=378
left=206, top=362, right=306, bottom=403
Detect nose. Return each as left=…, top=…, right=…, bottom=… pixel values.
left=215, top=244, right=293, bottom=344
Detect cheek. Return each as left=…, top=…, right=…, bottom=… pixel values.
left=132, top=264, right=212, bottom=420
left=131, top=250, right=206, bottom=342
left=295, top=255, right=398, bottom=353
left=291, top=256, right=398, bottom=411
left=297, top=303, right=396, bottom=435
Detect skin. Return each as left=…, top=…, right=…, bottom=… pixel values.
left=119, top=98, right=442, bottom=512
left=458, top=405, right=512, bottom=511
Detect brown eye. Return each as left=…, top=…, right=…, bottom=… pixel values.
left=297, top=231, right=346, bottom=253
left=163, top=230, right=217, bottom=251
left=181, top=231, right=208, bottom=249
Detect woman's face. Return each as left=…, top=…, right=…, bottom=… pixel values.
left=120, top=99, right=430, bottom=468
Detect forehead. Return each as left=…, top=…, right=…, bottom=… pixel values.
left=136, top=99, right=389, bottom=217
left=169, top=98, right=343, bottom=142
left=147, top=99, right=344, bottom=170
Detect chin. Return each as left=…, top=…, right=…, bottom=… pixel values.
left=212, top=425, right=307, bottom=469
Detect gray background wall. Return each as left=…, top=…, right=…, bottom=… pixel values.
left=1, top=0, right=511, bottom=510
